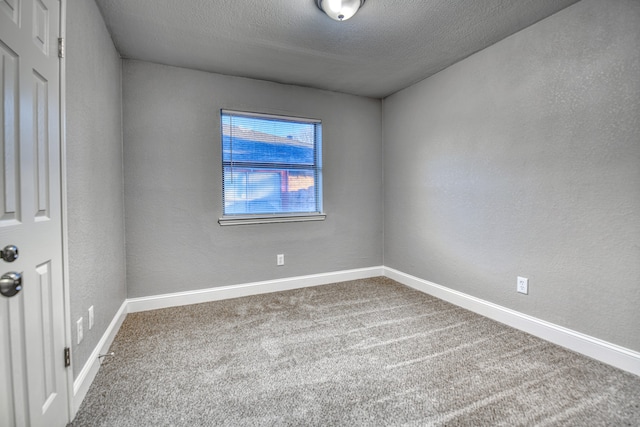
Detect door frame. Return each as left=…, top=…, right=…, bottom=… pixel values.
left=58, top=0, right=75, bottom=421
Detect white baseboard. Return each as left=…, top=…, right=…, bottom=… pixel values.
left=127, top=266, right=385, bottom=313
left=70, top=267, right=383, bottom=417
left=384, top=267, right=640, bottom=377
left=72, top=300, right=128, bottom=416
left=71, top=264, right=639, bottom=418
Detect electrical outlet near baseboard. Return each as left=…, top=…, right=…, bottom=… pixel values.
left=517, top=276, right=529, bottom=295
left=277, top=254, right=285, bottom=266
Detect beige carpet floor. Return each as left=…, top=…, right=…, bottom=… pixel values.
left=71, top=277, right=640, bottom=426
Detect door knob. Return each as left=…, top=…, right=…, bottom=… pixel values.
left=0, top=272, right=22, bottom=297
left=1, top=245, right=19, bottom=262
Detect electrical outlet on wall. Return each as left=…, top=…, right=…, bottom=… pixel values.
left=88, top=306, right=94, bottom=330
left=517, top=276, right=529, bottom=295
left=277, top=254, right=285, bottom=266
left=77, top=317, right=83, bottom=344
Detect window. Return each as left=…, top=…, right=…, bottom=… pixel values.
left=219, top=110, right=324, bottom=225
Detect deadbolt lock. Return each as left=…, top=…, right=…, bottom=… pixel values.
left=1, top=245, right=19, bottom=263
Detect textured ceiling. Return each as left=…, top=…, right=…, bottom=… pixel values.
left=94, top=0, right=580, bottom=98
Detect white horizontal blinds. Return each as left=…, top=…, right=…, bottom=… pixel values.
left=221, top=110, right=322, bottom=216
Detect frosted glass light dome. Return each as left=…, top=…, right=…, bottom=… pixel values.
left=316, top=0, right=366, bottom=21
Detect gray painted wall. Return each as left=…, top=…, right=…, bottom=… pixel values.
left=63, top=0, right=637, bottom=380
left=66, top=0, right=126, bottom=377
left=383, top=0, right=640, bottom=352
left=122, top=60, right=383, bottom=298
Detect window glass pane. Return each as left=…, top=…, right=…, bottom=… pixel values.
left=222, top=116, right=316, bottom=165
left=223, top=168, right=319, bottom=215
left=221, top=111, right=322, bottom=216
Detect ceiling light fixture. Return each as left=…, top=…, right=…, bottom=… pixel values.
left=316, top=0, right=366, bottom=22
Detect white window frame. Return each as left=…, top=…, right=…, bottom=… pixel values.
left=218, top=109, right=326, bottom=226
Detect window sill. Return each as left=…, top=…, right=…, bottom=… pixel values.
left=218, top=213, right=327, bottom=226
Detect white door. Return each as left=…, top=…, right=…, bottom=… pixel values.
left=0, top=0, right=68, bottom=426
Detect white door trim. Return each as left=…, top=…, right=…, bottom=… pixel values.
left=58, top=0, right=74, bottom=422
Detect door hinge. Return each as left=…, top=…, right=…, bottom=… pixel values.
left=58, top=38, right=64, bottom=58
left=64, top=347, right=71, bottom=367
